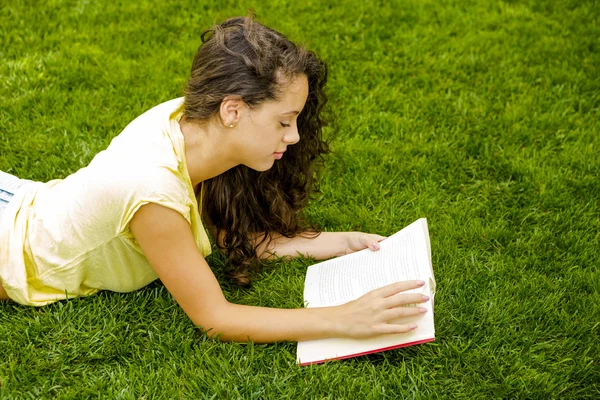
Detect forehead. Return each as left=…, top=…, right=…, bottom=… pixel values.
left=282, top=74, right=308, bottom=97
left=270, top=74, right=309, bottom=112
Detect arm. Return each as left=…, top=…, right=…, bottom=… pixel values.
left=131, top=203, right=427, bottom=343
left=256, top=231, right=386, bottom=260
left=203, top=216, right=385, bottom=261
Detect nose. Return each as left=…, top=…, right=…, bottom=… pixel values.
left=283, top=122, right=300, bottom=145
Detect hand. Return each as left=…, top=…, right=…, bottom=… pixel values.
left=332, top=280, right=429, bottom=339
left=344, top=232, right=387, bottom=255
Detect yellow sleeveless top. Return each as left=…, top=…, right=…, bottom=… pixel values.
left=0, top=98, right=212, bottom=306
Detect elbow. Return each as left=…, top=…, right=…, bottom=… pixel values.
left=204, top=329, right=247, bottom=343
left=198, top=326, right=235, bottom=342
left=192, top=301, right=244, bottom=343
left=253, top=232, right=280, bottom=260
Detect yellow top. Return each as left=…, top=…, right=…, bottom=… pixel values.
left=0, top=98, right=212, bottom=306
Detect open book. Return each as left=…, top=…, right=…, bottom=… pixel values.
left=296, top=218, right=436, bottom=366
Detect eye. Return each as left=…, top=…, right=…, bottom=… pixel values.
left=280, top=122, right=291, bottom=128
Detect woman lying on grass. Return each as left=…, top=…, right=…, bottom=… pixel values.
left=0, top=16, right=429, bottom=342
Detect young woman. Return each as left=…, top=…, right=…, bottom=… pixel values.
left=0, top=16, right=429, bottom=342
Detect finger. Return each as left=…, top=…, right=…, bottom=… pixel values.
left=367, top=241, right=381, bottom=251
left=361, top=234, right=383, bottom=251
left=375, top=280, right=425, bottom=298
left=373, top=322, right=418, bottom=335
left=383, top=293, right=430, bottom=308
left=367, top=234, right=386, bottom=243
left=381, top=305, right=427, bottom=321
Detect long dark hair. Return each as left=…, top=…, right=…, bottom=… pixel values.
left=183, top=15, right=331, bottom=286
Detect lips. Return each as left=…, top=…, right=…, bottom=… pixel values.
left=273, top=152, right=284, bottom=160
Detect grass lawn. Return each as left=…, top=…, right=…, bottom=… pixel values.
left=1, top=0, right=598, bottom=398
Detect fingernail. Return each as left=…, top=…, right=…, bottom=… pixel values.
left=416, top=280, right=426, bottom=286
left=419, top=307, right=428, bottom=314
left=372, top=243, right=380, bottom=250
left=409, top=324, right=418, bottom=330
left=422, top=295, right=430, bottom=301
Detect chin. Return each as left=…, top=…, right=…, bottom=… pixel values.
left=244, top=160, right=275, bottom=172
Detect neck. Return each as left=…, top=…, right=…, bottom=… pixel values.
left=178, top=116, right=239, bottom=188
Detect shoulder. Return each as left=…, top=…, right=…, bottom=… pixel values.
left=130, top=202, right=192, bottom=237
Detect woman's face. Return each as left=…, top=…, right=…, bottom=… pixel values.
left=233, top=74, right=309, bottom=171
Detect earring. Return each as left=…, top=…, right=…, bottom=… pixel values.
left=229, top=124, right=234, bottom=128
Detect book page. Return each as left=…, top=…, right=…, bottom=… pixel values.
left=303, top=218, right=434, bottom=308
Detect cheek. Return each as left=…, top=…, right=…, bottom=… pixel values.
left=247, top=119, right=276, bottom=139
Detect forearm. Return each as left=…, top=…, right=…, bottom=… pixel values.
left=258, top=231, right=351, bottom=261
left=207, top=302, right=341, bottom=343
left=202, top=280, right=428, bottom=343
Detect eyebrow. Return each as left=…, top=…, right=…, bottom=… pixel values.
left=281, top=110, right=300, bottom=115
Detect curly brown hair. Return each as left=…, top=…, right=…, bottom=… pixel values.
left=183, top=15, right=332, bottom=286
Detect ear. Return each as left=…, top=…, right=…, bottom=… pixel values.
left=219, top=95, right=244, bottom=128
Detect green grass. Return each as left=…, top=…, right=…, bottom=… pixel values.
left=1, top=0, right=599, bottom=398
